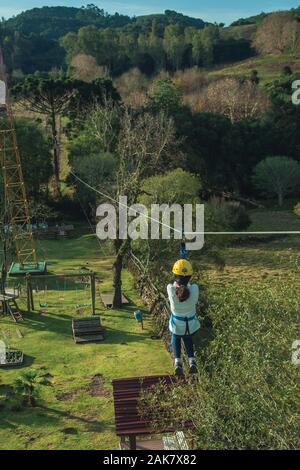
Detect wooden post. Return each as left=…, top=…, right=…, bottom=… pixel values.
left=90, top=273, right=96, bottom=316
left=26, top=274, right=31, bottom=313
left=129, top=435, right=137, bottom=450
left=29, top=278, right=34, bottom=311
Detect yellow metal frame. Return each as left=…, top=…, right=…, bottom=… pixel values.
left=0, top=47, right=38, bottom=268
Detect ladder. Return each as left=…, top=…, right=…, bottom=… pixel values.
left=0, top=294, right=23, bottom=322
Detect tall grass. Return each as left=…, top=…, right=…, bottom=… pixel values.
left=140, top=275, right=300, bottom=449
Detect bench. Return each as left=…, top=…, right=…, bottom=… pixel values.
left=72, top=317, right=104, bottom=344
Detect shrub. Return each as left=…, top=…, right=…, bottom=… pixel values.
left=140, top=276, right=300, bottom=449
left=206, top=197, right=251, bottom=231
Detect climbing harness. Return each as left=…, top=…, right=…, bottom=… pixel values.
left=168, top=314, right=196, bottom=352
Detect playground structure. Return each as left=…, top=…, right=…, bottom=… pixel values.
left=1, top=272, right=97, bottom=318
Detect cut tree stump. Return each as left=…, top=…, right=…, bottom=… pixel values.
left=100, top=292, right=130, bottom=308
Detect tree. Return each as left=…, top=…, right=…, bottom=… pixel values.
left=12, top=75, right=74, bottom=196
left=148, top=78, right=183, bottom=115
left=253, top=156, right=300, bottom=206
left=12, top=75, right=119, bottom=195
left=86, top=103, right=183, bottom=308
left=70, top=53, right=106, bottom=82
left=141, top=168, right=201, bottom=206
left=137, top=169, right=201, bottom=269
left=0, top=117, right=52, bottom=197
left=14, top=118, right=52, bottom=196
left=163, top=24, right=186, bottom=70
left=199, top=77, right=269, bottom=123
left=14, top=370, right=51, bottom=407
left=254, top=12, right=300, bottom=55
left=294, top=202, right=300, bottom=217
left=200, top=25, right=219, bottom=67
left=115, top=68, right=149, bottom=107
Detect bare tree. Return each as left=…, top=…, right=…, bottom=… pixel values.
left=90, top=102, right=183, bottom=308
left=199, top=77, right=269, bottom=122
left=115, top=68, right=150, bottom=108
left=254, top=12, right=300, bottom=55
left=70, top=54, right=108, bottom=82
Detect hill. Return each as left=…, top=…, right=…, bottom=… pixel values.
left=0, top=4, right=299, bottom=79
left=230, top=6, right=300, bottom=27
left=4, top=6, right=132, bottom=40
left=4, top=6, right=207, bottom=40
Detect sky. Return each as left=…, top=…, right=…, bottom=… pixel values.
left=0, top=0, right=299, bottom=25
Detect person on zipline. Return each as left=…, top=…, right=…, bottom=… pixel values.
left=167, top=259, right=200, bottom=376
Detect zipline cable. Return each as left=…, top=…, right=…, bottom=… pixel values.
left=70, top=171, right=300, bottom=237
left=70, top=170, right=183, bottom=236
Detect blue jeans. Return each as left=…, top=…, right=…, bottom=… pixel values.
left=173, top=334, right=195, bottom=359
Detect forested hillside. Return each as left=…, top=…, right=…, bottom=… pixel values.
left=0, top=4, right=250, bottom=76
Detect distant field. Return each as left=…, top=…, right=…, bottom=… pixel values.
left=203, top=204, right=300, bottom=287
left=209, top=54, right=300, bottom=84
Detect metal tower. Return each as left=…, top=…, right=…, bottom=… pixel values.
left=0, top=47, right=46, bottom=275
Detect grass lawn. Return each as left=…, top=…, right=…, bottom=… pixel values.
left=203, top=205, right=300, bottom=287
left=0, top=234, right=172, bottom=450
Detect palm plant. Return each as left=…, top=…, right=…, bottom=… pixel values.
left=14, top=370, right=50, bottom=407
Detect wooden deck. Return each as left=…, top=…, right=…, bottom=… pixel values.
left=120, top=439, right=164, bottom=450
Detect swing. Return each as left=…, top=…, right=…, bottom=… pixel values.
left=75, top=282, right=90, bottom=311
left=58, top=277, right=66, bottom=301
left=37, top=285, right=48, bottom=310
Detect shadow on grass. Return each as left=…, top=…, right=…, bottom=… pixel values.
left=0, top=403, right=109, bottom=435
left=38, top=405, right=108, bottom=433
left=103, top=326, right=148, bottom=345
left=21, top=313, right=72, bottom=338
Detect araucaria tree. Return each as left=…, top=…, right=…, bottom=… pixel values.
left=11, top=74, right=118, bottom=196
left=12, top=75, right=74, bottom=196
left=253, top=156, right=300, bottom=207
left=78, top=102, right=183, bottom=308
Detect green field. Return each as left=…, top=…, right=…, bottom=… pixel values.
left=208, top=54, right=300, bottom=84
left=0, top=235, right=171, bottom=450
left=204, top=205, right=300, bottom=286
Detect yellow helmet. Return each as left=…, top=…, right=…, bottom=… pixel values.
left=172, top=259, right=193, bottom=276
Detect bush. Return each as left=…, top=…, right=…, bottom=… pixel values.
left=206, top=197, right=251, bottom=231
left=294, top=203, right=300, bottom=217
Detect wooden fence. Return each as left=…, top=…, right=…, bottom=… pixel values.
left=128, top=252, right=171, bottom=351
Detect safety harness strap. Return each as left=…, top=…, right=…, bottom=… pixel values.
left=168, top=314, right=196, bottom=352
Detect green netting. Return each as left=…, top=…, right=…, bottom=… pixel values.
left=9, top=261, right=47, bottom=276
